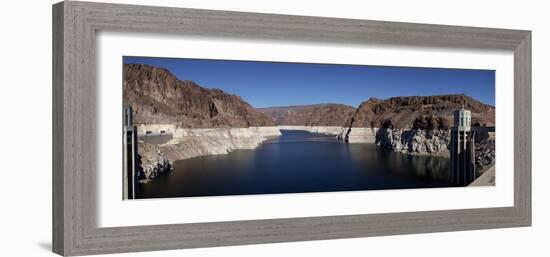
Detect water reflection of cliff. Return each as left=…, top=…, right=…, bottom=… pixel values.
left=348, top=143, right=450, bottom=181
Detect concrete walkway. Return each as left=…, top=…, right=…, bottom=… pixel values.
left=469, top=165, right=495, bottom=186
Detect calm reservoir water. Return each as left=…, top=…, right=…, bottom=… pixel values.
left=138, top=130, right=453, bottom=199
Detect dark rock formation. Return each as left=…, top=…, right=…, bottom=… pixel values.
left=137, top=143, right=173, bottom=182
left=475, top=132, right=496, bottom=173
left=257, top=104, right=356, bottom=126
left=375, top=128, right=450, bottom=156
left=124, top=64, right=275, bottom=128
left=346, top=95, right=495, bottom=129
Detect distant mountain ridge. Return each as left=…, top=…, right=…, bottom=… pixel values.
left=123, top=64, right=275, bottom=128
left=257, top=104, right=356, bottom=126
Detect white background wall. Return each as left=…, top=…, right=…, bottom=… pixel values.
left=0, top=0, right=547, bottom=256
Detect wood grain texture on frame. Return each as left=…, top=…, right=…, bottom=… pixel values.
left=52, top=1, right=531, bottom=256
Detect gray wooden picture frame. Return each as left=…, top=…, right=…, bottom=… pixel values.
left=52, top=1, right=531, bottom=256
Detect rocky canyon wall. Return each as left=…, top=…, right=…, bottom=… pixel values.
left=335, top=95, right=496, bottom=160
left=339, top=127, right=378, bottom=143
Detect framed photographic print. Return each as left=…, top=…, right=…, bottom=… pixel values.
left=52, top=1, right=531, bottom=256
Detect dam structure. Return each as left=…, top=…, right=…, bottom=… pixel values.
left=123, top=106, right=139, bottom=200
left=450, top=106, right=476, bottom=186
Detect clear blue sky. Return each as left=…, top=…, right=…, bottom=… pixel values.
left=123, top=56, right=495, bottom=108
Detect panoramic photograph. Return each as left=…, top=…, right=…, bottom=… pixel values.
left=122, top=56, right=496, bottom=200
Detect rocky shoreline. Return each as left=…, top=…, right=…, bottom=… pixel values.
left=137, top=126, right=281, bottom=182
left=137, top=143, right=173, bottom=183
left=278, top=125, right=344, bottom=135
left=137, top=125, right=495, bottom=182
left=339, top=127, right=378, bottom=143
left=374, top=128, right=451, bottom=157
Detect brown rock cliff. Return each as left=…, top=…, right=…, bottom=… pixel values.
left=123, top=64, right=275, bottom=128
